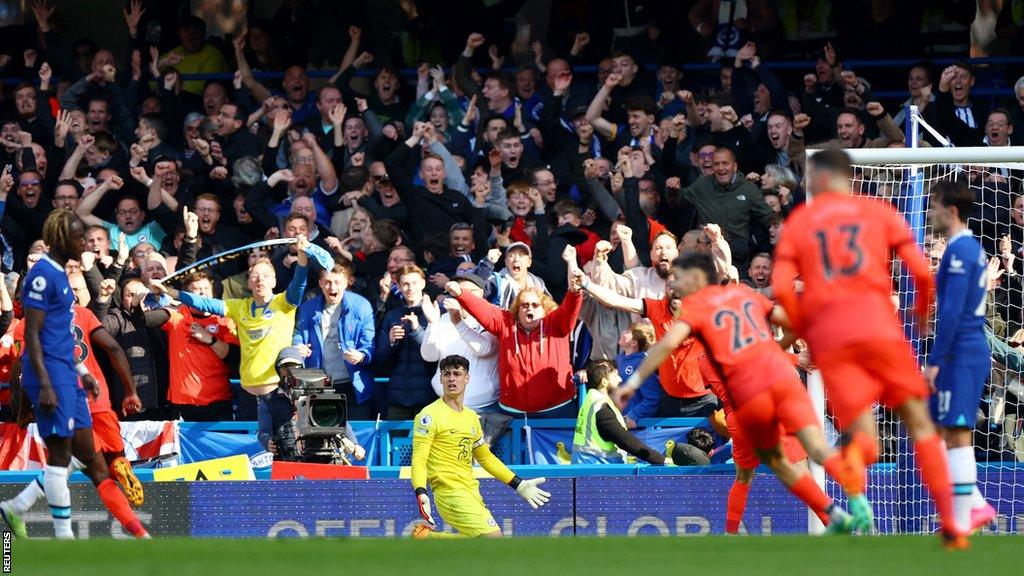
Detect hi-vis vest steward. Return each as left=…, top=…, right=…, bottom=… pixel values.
left=572, top=388, right=626, bottom=463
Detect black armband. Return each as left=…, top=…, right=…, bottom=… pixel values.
left=508, top=475, right=523, bottom=490
left=415, top=487, right=428, bottom=496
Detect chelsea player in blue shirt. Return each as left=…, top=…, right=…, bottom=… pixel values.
left=925, top=180, right=996, bottom=534
left=1, top=209, right=148, bottom=539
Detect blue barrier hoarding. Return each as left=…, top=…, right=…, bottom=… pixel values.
left=574, top=475, right=808, bottom=535
left=186, top=469, right=1024, bottom=537
left=186, top=476, right=809, bottom=537
left=189, top=478, right=575, bottom=537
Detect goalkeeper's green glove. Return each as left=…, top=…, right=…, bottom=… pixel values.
left=512, top=476, right=551, bottom=509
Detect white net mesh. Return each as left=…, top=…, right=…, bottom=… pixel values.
left=819, top=160, right=1024, bottom=534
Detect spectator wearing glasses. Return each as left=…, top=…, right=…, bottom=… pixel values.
left=359, top=162, right=408, bottom=227
left=445, top=270, right=584, bottom=418
left=51, top=180, right=82, bottom=212
left=1, top=170, right=48, bottom=264
left=78, top=176, right=169, bottom=251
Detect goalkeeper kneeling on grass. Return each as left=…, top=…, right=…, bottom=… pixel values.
left=411, top=354, right=550, bottom=538
left=572, top=359, right=698, bottom=465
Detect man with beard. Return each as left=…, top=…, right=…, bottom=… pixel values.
left=743, top=252, right=773, bottom=298
left=77, top=177, right=168, bottom=251
left=666, top=147, right=773, bottom=270
left=570, top=263, right=715, bottom=418
left=613, top=231, right=678, bottom=313
left=13, top=66, right=56, bottom=146
left=385, top=122, right=479, bottom=247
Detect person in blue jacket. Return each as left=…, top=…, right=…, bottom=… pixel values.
left=616, top=321, right=662, bottom=428
left=375, top=264, right=438, bottom=419
left=293, top=258, right=376, bottom=420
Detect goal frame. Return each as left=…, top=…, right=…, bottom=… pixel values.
left=803, top=104, right=1024, bottom=533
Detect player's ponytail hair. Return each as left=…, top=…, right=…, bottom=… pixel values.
left=41, top=208, right=80, bottom=255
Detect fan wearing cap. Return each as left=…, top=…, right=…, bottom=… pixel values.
left=269, top=345, right=363, bottom=463
left=265, top=347, right=302, bottom=459
left=420, top=274, right=500, bottom=413
left=445, top=265, right=583, bottom=418
left=487, top=241, right=549, bottom=310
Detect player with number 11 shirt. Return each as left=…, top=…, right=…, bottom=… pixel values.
left=772, top=149, right=963, bottom=547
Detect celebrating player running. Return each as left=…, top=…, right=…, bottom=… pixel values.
left=772, top=149, right=964, bottom=547
left=627, top=253, right=858, bottom=532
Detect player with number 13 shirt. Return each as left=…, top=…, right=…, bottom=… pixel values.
left=771, top=149, right=963, bottom=546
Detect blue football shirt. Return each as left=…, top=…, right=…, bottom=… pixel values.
left=20, top=255, right=78, bottom=388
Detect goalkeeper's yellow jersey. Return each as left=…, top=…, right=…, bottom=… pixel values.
left=411, top=399, right=514, bottom=495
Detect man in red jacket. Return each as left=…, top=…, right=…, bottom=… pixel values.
left=445, top=276, right=583, bottom=419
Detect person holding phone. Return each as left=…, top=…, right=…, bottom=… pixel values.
left=375, top=264, right=437, bottom=419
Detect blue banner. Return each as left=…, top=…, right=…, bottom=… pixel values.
left=189, top=478, right=575, bottom=537
left=527, top=426, right=700, bottom=465
left=178, top=428, right=267, bottom=468
left=184, top=468, right=1024, bottom=537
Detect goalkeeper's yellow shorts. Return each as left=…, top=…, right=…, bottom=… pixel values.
left=434, top=488, right=501, bottom=537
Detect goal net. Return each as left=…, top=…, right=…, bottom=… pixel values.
left=807, top=144, right=1024, bottom=535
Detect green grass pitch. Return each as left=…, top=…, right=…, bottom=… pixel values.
left=9, top=535, right=1022, bottom=576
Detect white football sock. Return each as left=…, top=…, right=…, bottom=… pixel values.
left=947, top=446, right=976, bottom=533
left=970, top=486, right=987, bottom=509
left=43, top=465, right=73, bottom=539
left=6, top=475, right=45, bottom=515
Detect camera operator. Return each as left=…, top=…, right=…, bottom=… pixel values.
left=264, top=347, right=303, bottom=460
left=275, top=346, right=365, bottom=462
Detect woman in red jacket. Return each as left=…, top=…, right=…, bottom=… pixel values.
left=445, top=280, right=583, bottom=418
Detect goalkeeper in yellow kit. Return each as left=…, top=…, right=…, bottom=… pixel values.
left=411, top=354, right=551, bottom=538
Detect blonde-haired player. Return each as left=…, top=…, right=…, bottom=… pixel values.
left=411, top=354, right=550, bottom=538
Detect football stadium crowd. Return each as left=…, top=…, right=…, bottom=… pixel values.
left=0, top=0, right=1022, bottom=462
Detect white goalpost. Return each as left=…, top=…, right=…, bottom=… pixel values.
left=805, top=106, right=1024, bottom=534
